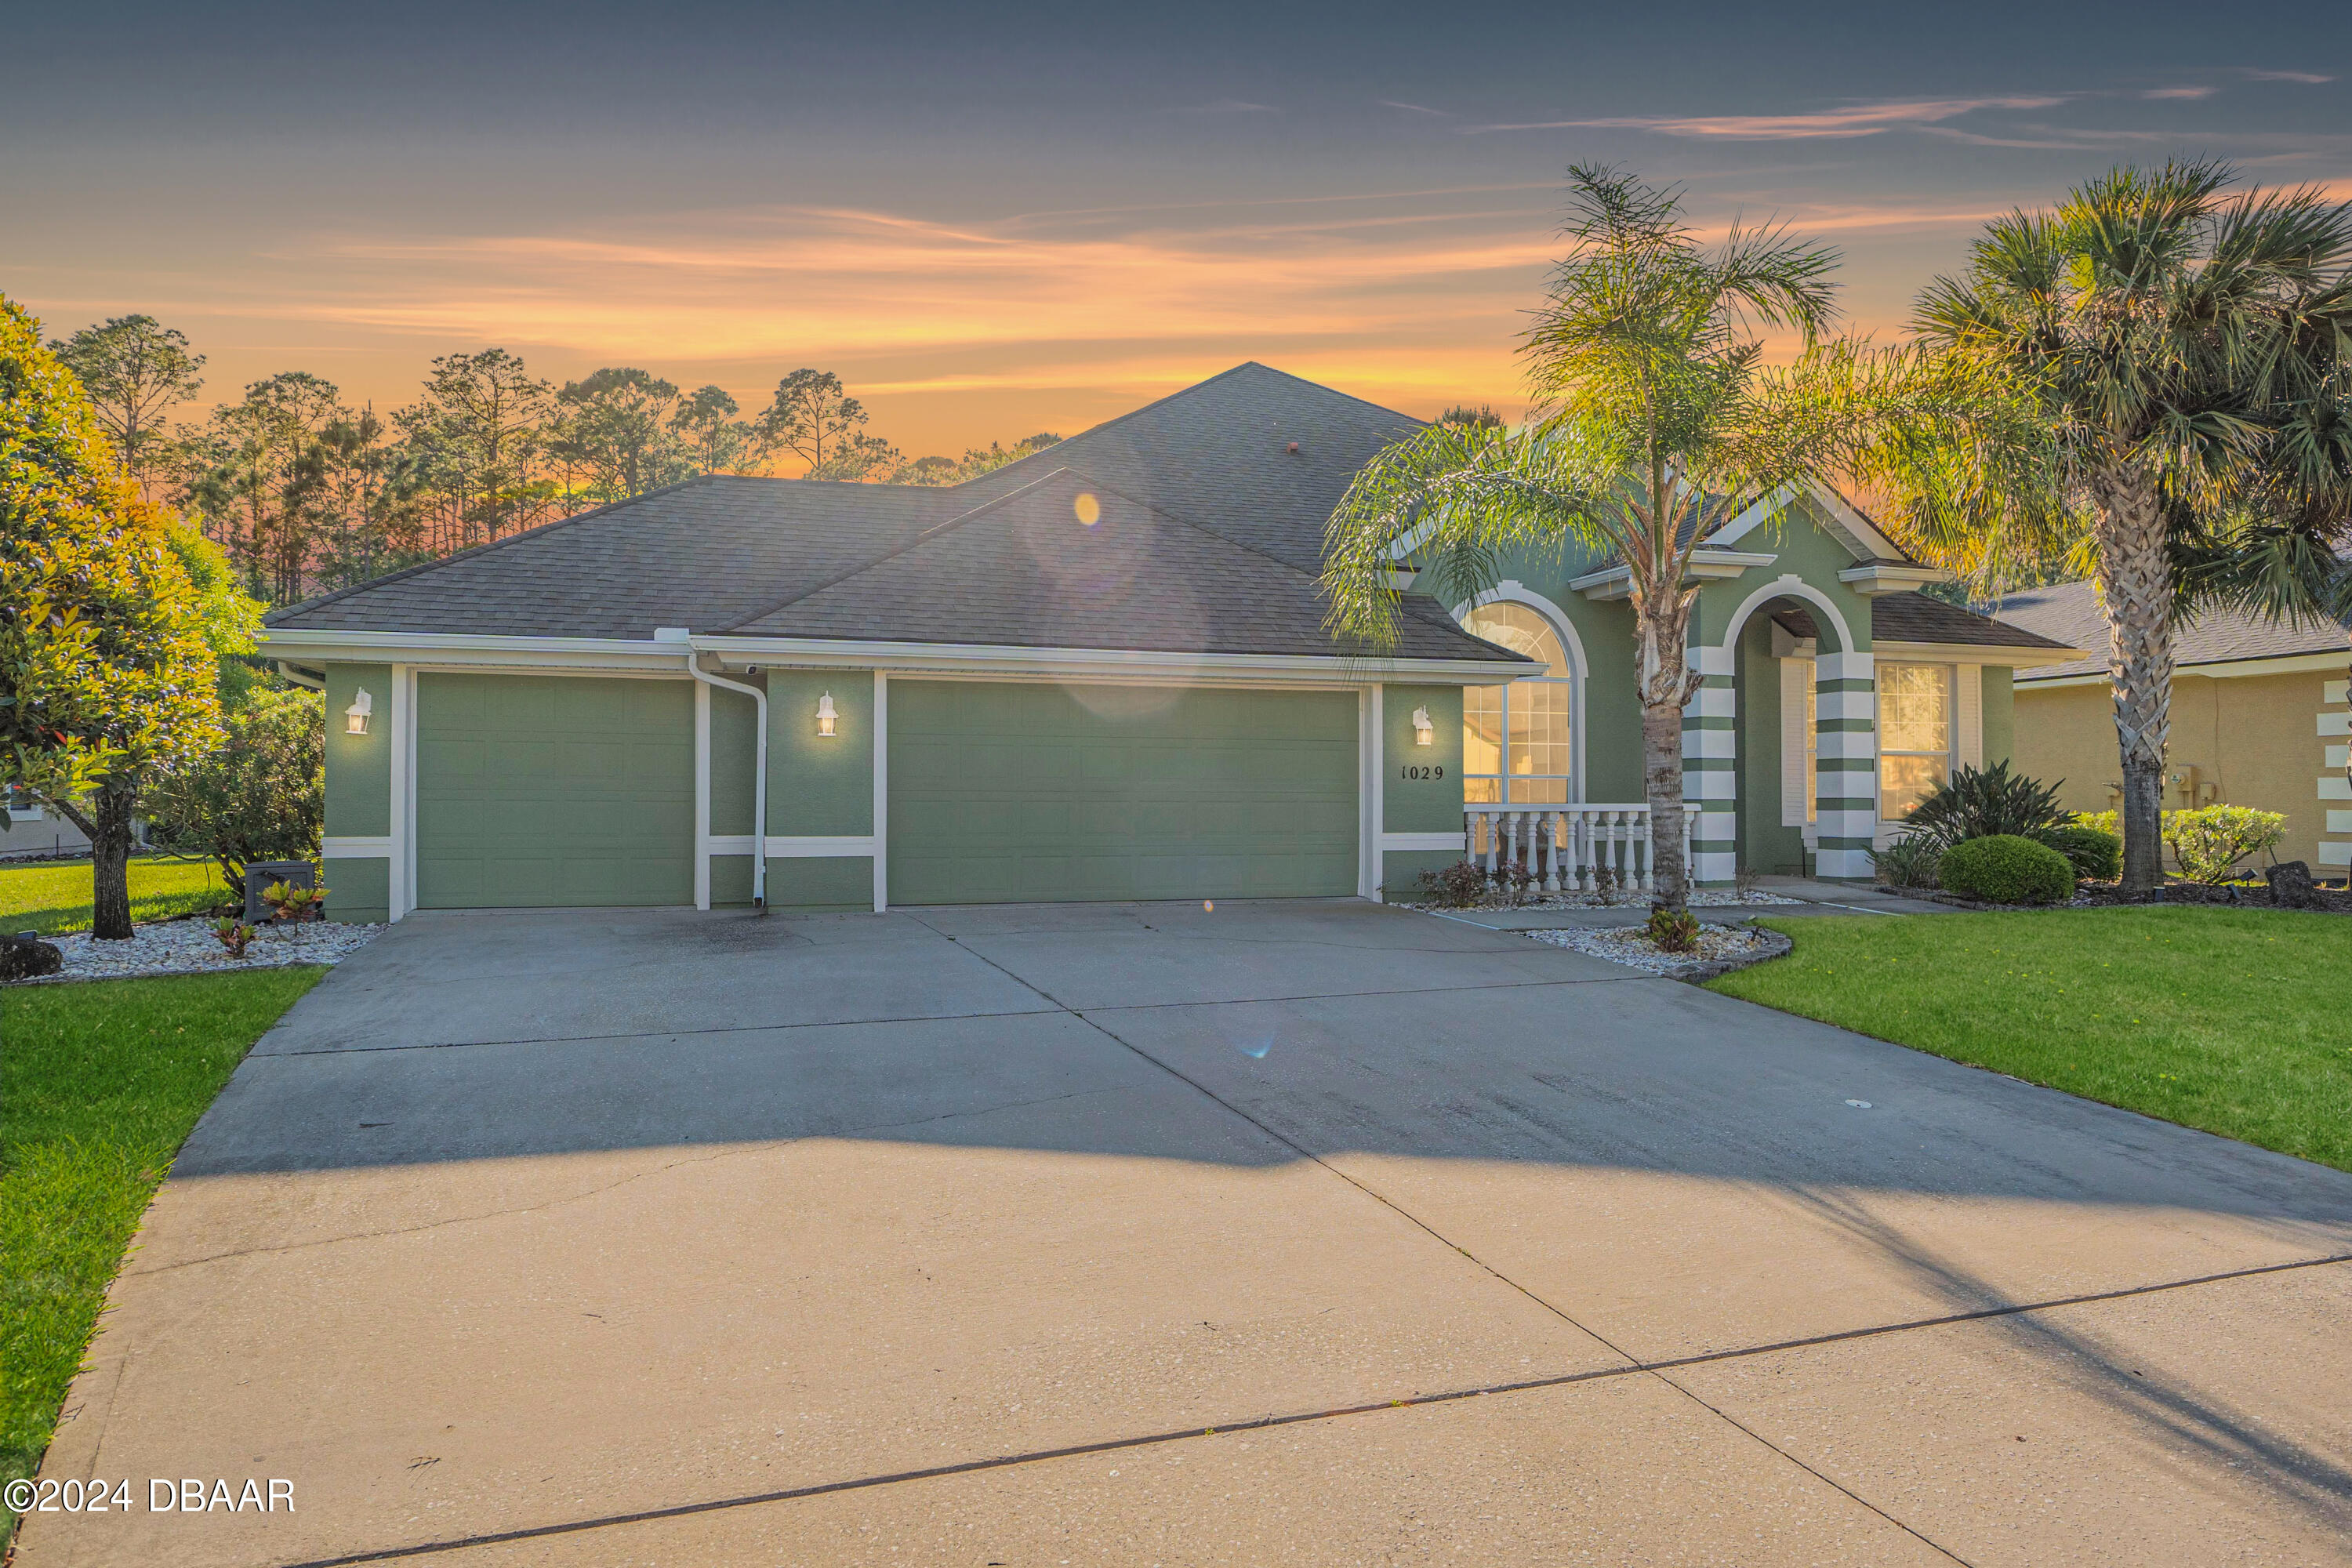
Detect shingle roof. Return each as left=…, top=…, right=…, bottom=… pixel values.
left=730, top=467, right=1519, bottom=662
left=1995, top=580, right=2350, bottom=681
left=264, top=477, right=956, bottom=640
left=1870, top=591, right=2074, bottom=651
left=264, top=361, right=1447, bottom=658
left=953, top=361, right=1421, bottom=575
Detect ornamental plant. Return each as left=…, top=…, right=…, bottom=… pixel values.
left=2161, top=804, right=2287, bottom=884
left=262, top=880, right=326, bottom=922
left=1898, top=761, right=2069, bottom=850
left=2043, top=822, right=2123, bottom=881
left=1868, top=833, right=1944, bottom=890
left=212, top=919, right=255, bottom=958
left=1645, top=907, right=1700, bottom=953
left=1937, top=833, right=2075, bottom=906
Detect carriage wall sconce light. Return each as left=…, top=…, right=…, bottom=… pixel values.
left=1410, top=704, right=1433, bottom=746
left=816, top=691, right=838, bottom=738
left=345, top=688, right=372, bottom=735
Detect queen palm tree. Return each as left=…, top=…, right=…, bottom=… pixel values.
left=1322, top=165, right=2000, bottom=911
left=1912, top=162, right=2352, bottom=893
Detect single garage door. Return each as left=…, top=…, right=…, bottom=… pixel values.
left=416, top=673, right=695, bottom=908
left=887, top=681, right=1357, bottom=905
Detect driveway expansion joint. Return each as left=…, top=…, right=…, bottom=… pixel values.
left=257, top=1251, right=2350, bottom=1568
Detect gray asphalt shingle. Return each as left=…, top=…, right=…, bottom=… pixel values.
left=1996, top=580, right=2350, bottom=681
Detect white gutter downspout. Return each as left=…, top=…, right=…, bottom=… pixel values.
left=663, top=631, right=768, bottom=910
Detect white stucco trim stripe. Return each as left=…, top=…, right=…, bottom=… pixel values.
left=1381, top=831, right=1468, bottom=852
left=322, top=837, right=394, bottom=856
left=767, top=836, right=879, bottom=857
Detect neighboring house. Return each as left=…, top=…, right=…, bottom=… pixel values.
left=1996, top=581, right=2352, bottom=877
left=2, top=786, right=100, bottom=859
left=260, top=363, right=2077, bottom=921
left=1, top=787, right=154, bottom=861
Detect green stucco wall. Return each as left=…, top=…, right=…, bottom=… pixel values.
left=768, top=670, right=873, bottom=837
left=710, top=682, right=759, bottom=837
left=887, top=680, right=1357, bottom=904
left=1688, top=496, right=1874, bottom=654
left=324, top=662, right=392, bottom=839
left=1981, top=665, right=2016, bottom=768
left=326, top=855, right=389, bottom=924
left=415, top=672, right=694, bottom=907
left=1384, top=684, right=1462, bottom=831
left=768, top=855, right=873, bottom=911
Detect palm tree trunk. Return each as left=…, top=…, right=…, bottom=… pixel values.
left=1634, top=593, right=1700, bottom=912
left=2087, top=466, right=2175, bottom=895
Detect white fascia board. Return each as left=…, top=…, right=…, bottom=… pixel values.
left=688, top=635, right=1536, bottom=687
left=1838, top=563, right=1955, bottom=595
left=2016, top=648, right=2352, bottom=688
left=1803, top=480, right=1908, bottom=562
left=260, top=627, right=688, bottom=672
left=1567, top=550, right=1775, bottom=601
left=1874, top=640, right=2089, bottom=668
left=1703, top=485, right=1796, bottom=549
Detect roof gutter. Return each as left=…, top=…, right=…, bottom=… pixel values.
left=659, top=630, right=768, bottom=912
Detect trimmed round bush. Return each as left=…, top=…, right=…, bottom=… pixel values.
left=1938, top=833, right=2075, bottom=906
left=2041, top=823, right=2122, bottom=882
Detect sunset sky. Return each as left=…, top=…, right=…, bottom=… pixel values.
left=7, top=0, right=2347, bottom=462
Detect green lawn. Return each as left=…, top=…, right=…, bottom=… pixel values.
left=1708, top=906, right=2352, bottom=1173
left=2, top=968, right=322, bottom=1537
left=0, top=855, right=231, bottom=937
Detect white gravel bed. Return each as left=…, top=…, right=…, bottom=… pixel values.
left=17, top=918, right=383, bottom=983
left=1524, top=920, right=1773, bottom=976
left=1408, top=887, right=1804, bottom=914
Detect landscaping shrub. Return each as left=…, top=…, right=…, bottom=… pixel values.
left=2162, top=804, right=2287, bottom=884
left=1869, top=833, right=1944, bottom=889
left=146, top=686, right=324, bottom=890
left=2044, top=823, right=2122, bottom=881
left=1900, top=761, right=2069, bottom=849
left=1937, top=833, right=2075, bottom=906
left=1417, top=860, right=1488, bottom=907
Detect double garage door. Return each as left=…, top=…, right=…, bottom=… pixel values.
left=413, top=673, right=1358, bottom=909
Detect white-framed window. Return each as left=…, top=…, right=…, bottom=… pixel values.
left=1460, top=602, right=1575, bottom=805
left=1878, top=662, right=1955, bottom=822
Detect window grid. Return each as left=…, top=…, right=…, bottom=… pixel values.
left=1878, top=662, right=1955, bottom=822
left=1459, top=603, right=1574, bottom=807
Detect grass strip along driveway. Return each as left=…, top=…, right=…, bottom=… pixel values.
left=0, top=856, right=230, bottom=937
left=1709, top=906, right=2352, bottom=1174
left=1, top=968, right=322, bottom=1544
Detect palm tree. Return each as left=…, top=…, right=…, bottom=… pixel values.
left=1323, top=165, right=1993, bottom=911
left=1912, top=162, right=2352, bottom=894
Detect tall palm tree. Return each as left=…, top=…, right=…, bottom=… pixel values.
left=1323, top=165, right=1995, bottom=911
left=1913, top=162, right=2352, bottom=893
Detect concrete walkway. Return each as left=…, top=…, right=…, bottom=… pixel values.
left=21, top=899, right=2352, bottom=1567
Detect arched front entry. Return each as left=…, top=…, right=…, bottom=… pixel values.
left=1693, top=574, right=1878, bottom=884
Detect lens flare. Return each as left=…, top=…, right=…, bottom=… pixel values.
left=1073, top=491, right=1101, bottom=526
left=1203, top=900, right=1214, bottom=912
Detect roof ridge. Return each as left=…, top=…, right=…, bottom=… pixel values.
left=263, top=474, right=717, bottom=625
left=942, top=361, right=1425, bottom=500
left=714, top=468, right=1080, bottom=632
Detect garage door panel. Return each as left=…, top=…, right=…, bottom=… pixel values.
left=416, top=673, right=693, bottom=909
left=888, top=681, right=1356, bottom=905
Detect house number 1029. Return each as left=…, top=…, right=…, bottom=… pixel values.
left=1399, top=764, right=1444, bottom=780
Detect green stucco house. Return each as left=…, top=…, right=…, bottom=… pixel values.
left=261, top=364, right=2074, bottom=921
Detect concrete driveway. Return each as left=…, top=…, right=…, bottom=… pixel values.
left=22, top=899, right=2352, bottom=1566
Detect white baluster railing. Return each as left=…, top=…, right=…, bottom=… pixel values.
left=1460, top=803, right=1693, bottom=895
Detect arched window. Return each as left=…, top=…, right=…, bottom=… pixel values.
left=1460, top=602, right=1574, bottom=805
